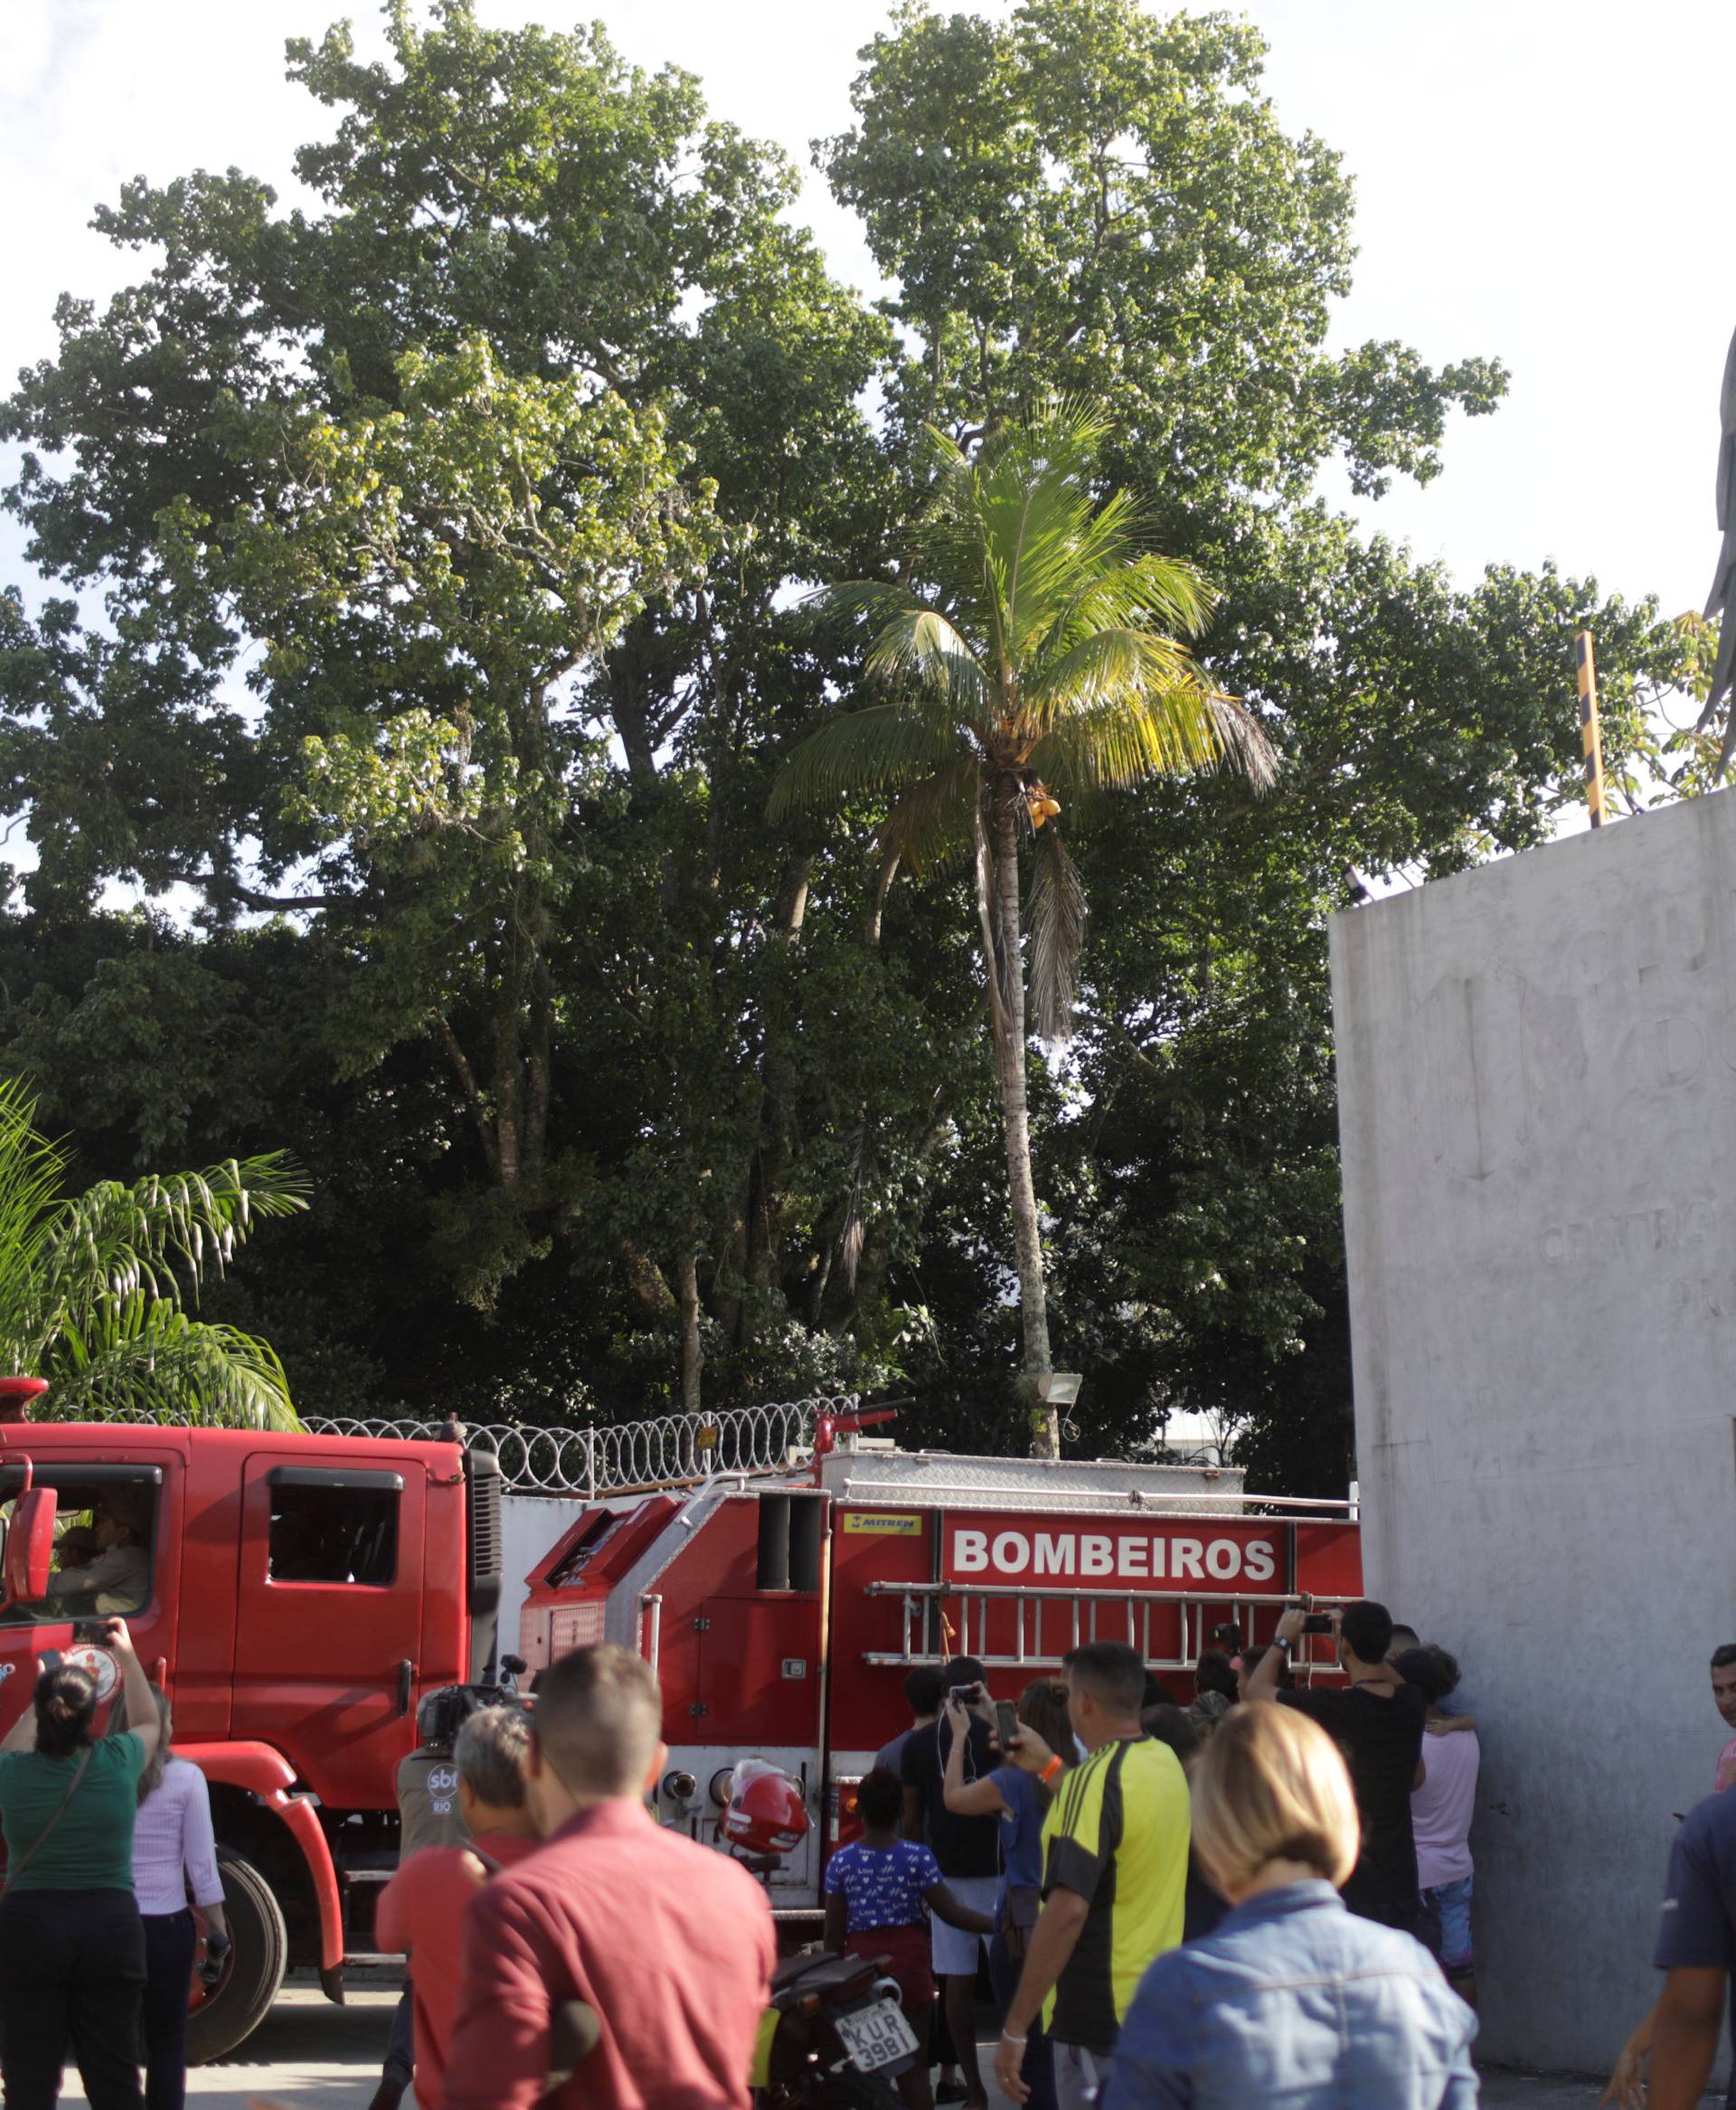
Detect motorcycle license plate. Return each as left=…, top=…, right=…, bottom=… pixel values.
left=836, top=1997, right=919, bottom=2073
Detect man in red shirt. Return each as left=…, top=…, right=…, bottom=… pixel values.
left=443, top=1644, right=775, bottom=2110
left=377, top=1705, right=541, bottom=2110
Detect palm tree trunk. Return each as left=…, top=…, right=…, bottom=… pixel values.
left=992, top=790, right=1057, bottom=1457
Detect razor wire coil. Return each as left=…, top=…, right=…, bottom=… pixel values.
left=297, top=1395, right=853, bottom=1495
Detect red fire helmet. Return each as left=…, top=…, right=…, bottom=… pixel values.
left=722, top=1760, right=810, bottom=1857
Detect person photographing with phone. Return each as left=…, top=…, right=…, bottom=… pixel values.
left=941, top=1677, right=1077, bottom=2110
left=0, top=1615, right=162, bottom=2109
left=901, top=1658, right=1003, bottom=2110
left=1245, top=1597, right=1428, bottom=1934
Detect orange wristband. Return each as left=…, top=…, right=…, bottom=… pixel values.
left=1040, top=1755, right=1063, bottom=1785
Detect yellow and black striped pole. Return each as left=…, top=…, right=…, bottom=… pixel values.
left=1576, top=630, right=1606, bottom=829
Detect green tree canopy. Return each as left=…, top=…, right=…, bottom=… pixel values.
left=0, top=0, right=1703, bottom=1482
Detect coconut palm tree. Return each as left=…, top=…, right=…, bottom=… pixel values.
left=0, top=1081, right=308, bottom=1427
left=770, top=406, right=1276, bottom=1455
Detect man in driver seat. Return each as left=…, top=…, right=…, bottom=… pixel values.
left=45, top=1492, right=150, bottom=1615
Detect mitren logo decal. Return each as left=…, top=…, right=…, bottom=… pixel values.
left=948, top=1527, right=1278, bottom=1585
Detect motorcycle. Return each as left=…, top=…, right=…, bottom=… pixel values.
left=752, top=1947, right=920, bottom=2110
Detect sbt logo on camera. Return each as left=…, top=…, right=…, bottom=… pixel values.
left=948, top=1526, right=1278, bottom=1585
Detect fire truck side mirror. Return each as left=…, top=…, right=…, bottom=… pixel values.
left=3, top=1487, right=58, bottom=1607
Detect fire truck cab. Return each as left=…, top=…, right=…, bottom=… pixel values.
left=519, top=1443, right=1362, bottom=1916
left=0, top=1420, right=502, bottom=2058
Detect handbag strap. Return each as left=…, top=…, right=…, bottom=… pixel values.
left=5, top=1745, right=95, bottom=1889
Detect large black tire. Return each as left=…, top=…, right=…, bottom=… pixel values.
left=185, top=1851, right=288, bottom=2065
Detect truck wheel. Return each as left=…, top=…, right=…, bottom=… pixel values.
left=186, top=1851, right=288, bottom=2065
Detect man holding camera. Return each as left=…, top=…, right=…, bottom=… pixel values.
left=902, top=1656, right=1001, bottom=2109
left=378, top=1707, right=540, bottom=2110
left=373, top=1684, right=505, bottom=2110
left=1246, top=1597, right=1427, bottom=1933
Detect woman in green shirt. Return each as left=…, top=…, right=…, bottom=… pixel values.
left=0, top=1616, right=161, bottom=2109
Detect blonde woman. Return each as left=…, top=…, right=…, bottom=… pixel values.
left=1100, top=1704, right=1477, bottom=2109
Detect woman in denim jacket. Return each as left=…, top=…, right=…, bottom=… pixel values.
left=1102, top=1702, right=1477, bottom=2108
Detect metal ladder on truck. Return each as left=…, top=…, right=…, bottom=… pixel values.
left=859, top=1577, right=1354, bottom=1679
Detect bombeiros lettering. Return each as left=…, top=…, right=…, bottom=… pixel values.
left=950, top=1527, right=1277, bottom=1583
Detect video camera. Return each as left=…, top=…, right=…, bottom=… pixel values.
left=414, top=1678, right=526, bottom=1751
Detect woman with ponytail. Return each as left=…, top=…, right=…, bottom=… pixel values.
left=0, top=1616, right=161, bottom=2108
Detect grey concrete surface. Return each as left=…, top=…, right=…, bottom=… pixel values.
left=53, top=1992, right=1723, bottom=2107
left=60, top=1983, right=402, bottom=2108
left=1330, top=793, right=1736, bottom=2077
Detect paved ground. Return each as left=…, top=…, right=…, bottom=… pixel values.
left=52, top=1983, right=1729, bottom=2105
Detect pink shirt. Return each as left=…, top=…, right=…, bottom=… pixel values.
left=1410, top=1728, right=1479, bottom=1889
left=378, top=1829, right=542, bottom=2110
left=444, top=1801, right=775, bottom=2110
left=1715, top=1736, right=1736, bottom=1794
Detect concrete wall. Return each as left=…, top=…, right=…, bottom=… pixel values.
left=1330, top=794, right=1736, bottom=2075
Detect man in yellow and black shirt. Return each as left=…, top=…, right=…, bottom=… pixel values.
left=993, top=1641, right=1190, bottom=2110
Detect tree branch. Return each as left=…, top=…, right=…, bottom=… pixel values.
left=165, top=870, right=347, bottom=913
left=436, top=1013, right=501, bottom=1182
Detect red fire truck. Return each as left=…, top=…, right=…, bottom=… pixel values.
left=516, top=1430, right=1363, bottom=1918
left=0, top=1401, right=1359, bottom=2052
left=0, top=1414, right=503, bottom=2060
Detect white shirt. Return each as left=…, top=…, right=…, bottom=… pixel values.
left=132, top=1757, right=225, bottom=1915
left=1410, top=1727, right=1479, bottom=1889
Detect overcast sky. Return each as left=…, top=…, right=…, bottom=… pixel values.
left=4, top=0, right=1732, bottom=657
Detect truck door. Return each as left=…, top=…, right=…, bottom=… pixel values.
left=231, top=1455, right=427, bottom=1808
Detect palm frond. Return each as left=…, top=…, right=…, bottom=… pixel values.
left=34, top=1154, right=311, bottom=1332
left=42, top=1305, right=299, bottom=1430
left=1030, top=675, right=1278, bottom=795
left=877, top=757, right=983, bottom=874
left=1204, top=693, right=1281, bottom=794
left=1031, top=552, right=1218, bottom=683
left=1024, top=626, right=1210, bottom=734
left=0, top=1083, right=71, bottom=1355
left=769, top=704, right=968, bottom=821
left=804, top=579, right=927, bottom=628
left=960, top=403, right=1118, bottom=658
left=863, top=608, right=992, bottom=719
left=1029, top=825, right=1087, bottom=1043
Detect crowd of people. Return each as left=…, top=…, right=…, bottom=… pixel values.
left=0, top=1607, right=1729, bottom=2108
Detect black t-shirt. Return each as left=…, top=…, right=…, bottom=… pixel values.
left=1280, top=1681, right=1426, bottom=1926
left=900, top=1714, right=1001, bottom=1879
